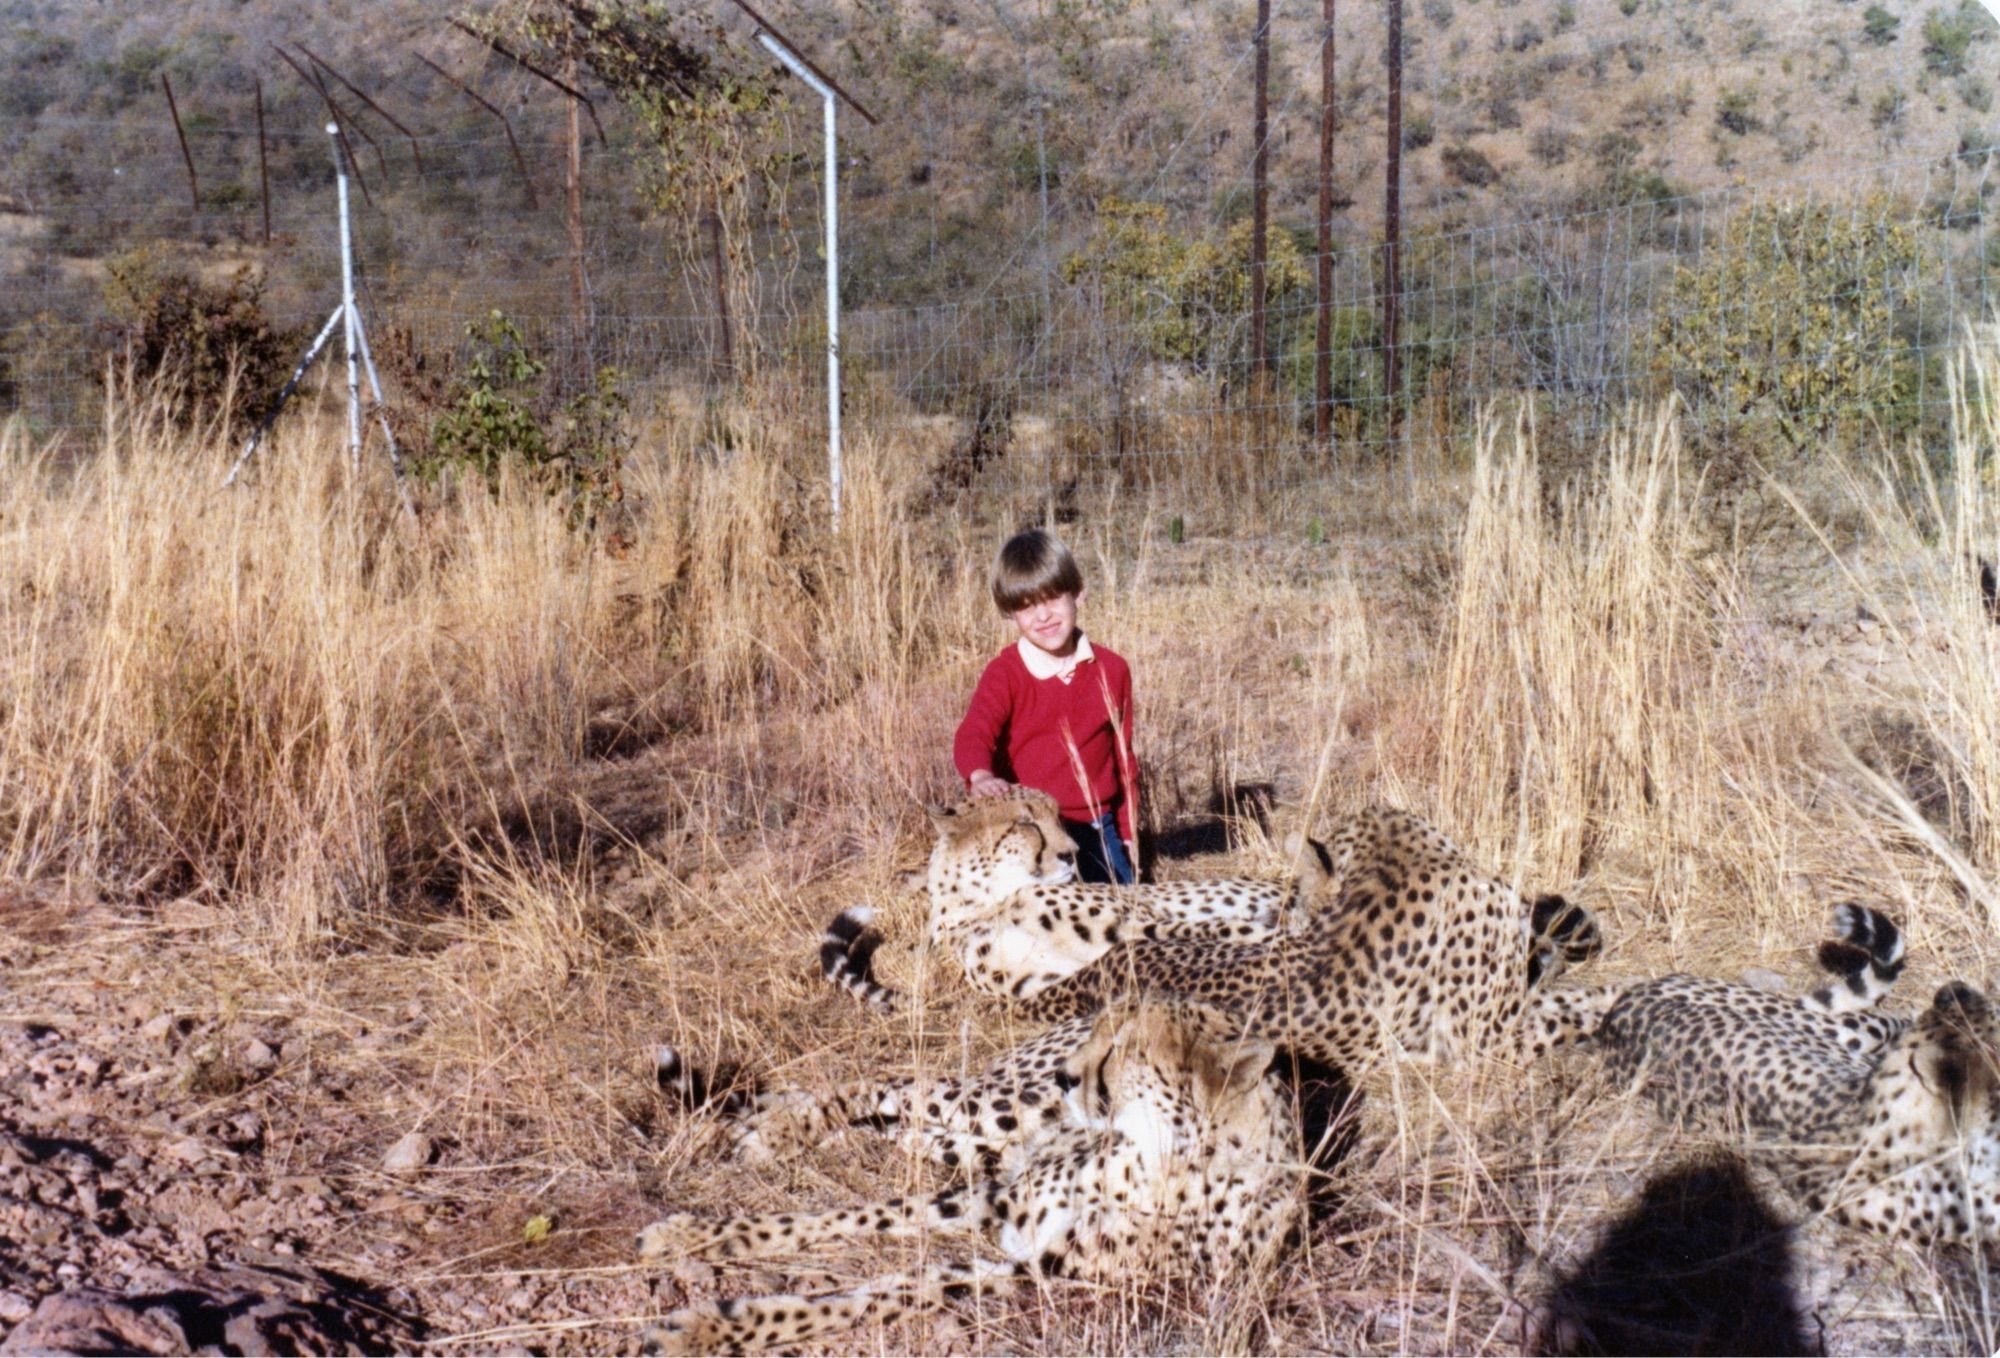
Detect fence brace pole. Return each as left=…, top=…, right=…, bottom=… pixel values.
left=756, top=29, right=843, bottom=529
left=335, top=124, right=362, bottom=474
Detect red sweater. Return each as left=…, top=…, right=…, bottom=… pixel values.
left=953, top=640, right=1138, bottom=845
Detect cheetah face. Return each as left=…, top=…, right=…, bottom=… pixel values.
left=1883, top=982, right=2000, bottom=1149
left=926, top=791, right=1079, bottom=912
left=1062, top=1002, right=1279, bottom=1159
left=1832, top=980, right=2000, bottom=1244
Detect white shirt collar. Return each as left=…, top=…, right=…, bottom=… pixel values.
left=1017, top=632, right=1095, bottom=683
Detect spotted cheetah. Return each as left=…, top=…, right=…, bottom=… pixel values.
left=1588, top=905, right=2000, bottom=1246
left=639, top=1001, right=1303, bottom=1354
left=681, top=804, right=1593, bottom=1177
left=820, top=787, right=1338, bottom=1013
left=996, top=804, right=1606, bottom=1071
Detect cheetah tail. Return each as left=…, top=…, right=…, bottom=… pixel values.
left=654, top=1046, right=759, bottom=1117
left=1809, top=903, right=1905, bottom=1014
left=1528, top=896, right=1603, bottom=988
left=821, top=905, right=898, bottom=1014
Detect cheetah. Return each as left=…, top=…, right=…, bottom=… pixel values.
left=1587, top=905, right=2000, bottom=1246
left=655, top=1008, right=1353, bottom=1201
left=639, top=1001, right=1304, bottom=1354
left=699, top=805, right=1594, bottom=1178
left=992, top=804, right=1606, bottom=1072
left=820, top=787, right=1338, bottom=1013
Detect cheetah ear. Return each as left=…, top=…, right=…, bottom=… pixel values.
left=926, top=802, right=961, bottom=831
left=1060, top=1005, right=1129, bottom=1113
left=1283, top=830, right=1334, bottom=895
left=1197, top=1040, right=1277, bottom=1110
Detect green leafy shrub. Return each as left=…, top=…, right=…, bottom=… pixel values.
left=1061, top=198, right=1311, bottom=371
left=1441, top=143, right=1502, bottom=186
left=1653, top=197, right=1927, bottom=463
left=1862, top=6, right=1900, bottom=44
left=1873, top=85, right=1909, bottom=129
left=1715, top=87, right=1761, bottom=135
left=1924, top=3, right=1989, bottom=74
left=418, top=311, right=629, bottom=514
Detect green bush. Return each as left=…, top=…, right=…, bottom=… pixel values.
left=1862, top=5, right=1900, bottom=44
left=1441, top=143, right=1502, bottom=186
left=1715, top=87, right=1761, bottom=135
left=1873, top=85, right=1909, bottom=128
left=1922, top=4, right=1983, bottom=75
left=1062, top=198, right=1311, bottom=371
left=1654, top=197, right=1927, bottom=459
left=420, top=312, right=629, bottom=514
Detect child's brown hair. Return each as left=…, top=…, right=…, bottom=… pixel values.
left=991, top=529, right=1083, bottom=613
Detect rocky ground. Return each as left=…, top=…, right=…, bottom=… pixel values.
left=0, top=889, right=686, bottom=1356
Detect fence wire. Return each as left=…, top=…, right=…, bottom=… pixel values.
left=3, top=122, right=1996, bottom=494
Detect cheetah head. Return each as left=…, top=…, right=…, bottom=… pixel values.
left=1844, top=980, right=2000, bottom=1244
left=925, top=789, right=1079, bottom=914
left=1901, top=982, right=2000, bottom=1144
left=1061, top=1001, right=1279, bottom=1159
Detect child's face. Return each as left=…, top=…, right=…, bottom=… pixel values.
left=1011, top=590, right=1083, bottom=657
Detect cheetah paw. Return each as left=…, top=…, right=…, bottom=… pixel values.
left=641, top=1303, right=726, bottom=1356
left=636, top=1213, right=711, bottom=1260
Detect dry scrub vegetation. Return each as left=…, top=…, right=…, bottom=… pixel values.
left=7, top=339, right=2000, bottom=1353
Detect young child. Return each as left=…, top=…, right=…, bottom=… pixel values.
left=953, top=529, right=1139, bottom=884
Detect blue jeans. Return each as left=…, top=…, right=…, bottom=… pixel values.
left=1065, top=814, right=1135, bottom=885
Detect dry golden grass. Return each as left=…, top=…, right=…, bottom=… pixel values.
left=7, top=338, right=2000, bottom=1352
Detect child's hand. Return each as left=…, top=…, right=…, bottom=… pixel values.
left=968, top=770, right=1014, bottom=799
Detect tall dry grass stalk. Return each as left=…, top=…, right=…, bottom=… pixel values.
left=1429, top=402, right=1729, bottom=885
left=0, top=387, right=985, bottom=943
left=1763, top=330, right=2000, bottom=927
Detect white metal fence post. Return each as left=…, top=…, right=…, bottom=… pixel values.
left=334, top=124, right=361, bottom=475
left=824, top=83, right=842, bottom=529
left=756, top=31, right=844, bottom=530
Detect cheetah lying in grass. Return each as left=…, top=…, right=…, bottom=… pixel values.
left=982, top=802, right=1607, bottom=1071
left=640, top=1001, right=1305, bottom=1354
left=669, top=802, right=1592, bottom=1176
left=821, top=787, right=1594, bottom=1025
left=1584, top=904, right=2000, bottom=1246
left=819, top=787, right=1337, bottom=1012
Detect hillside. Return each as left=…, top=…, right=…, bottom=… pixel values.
left=0, top=0, right=1993, bottom=452
left=0, top=0, right=1987, bottom=294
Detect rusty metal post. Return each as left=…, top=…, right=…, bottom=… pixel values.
left=416, top=53, right=536, bottom=210
left=1250, top=0, right=1271, bottom=382
left=1315, top=0, right=1337, bottom=445
left=709, top=202, right=734, bottom=382
left=1383, top=0, right=1404, bottom=437
left=255, top=76, right=271, bottom=243
left=566, top=53, right=592, bottom=385
left=162, top=74, right=199, bottom=211
left=273, top=46, right=372, bottom=206
left=298, top=43, right=425, bottom=173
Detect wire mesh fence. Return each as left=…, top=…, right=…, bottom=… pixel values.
left=3, top=117, right=1996, bottom=496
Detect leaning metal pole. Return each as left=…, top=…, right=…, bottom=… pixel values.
left=336, top=125, right=362, bottom=473
left=756, top=29, right=843, bottom=529
left=224, top=308, right=341, bottom=486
